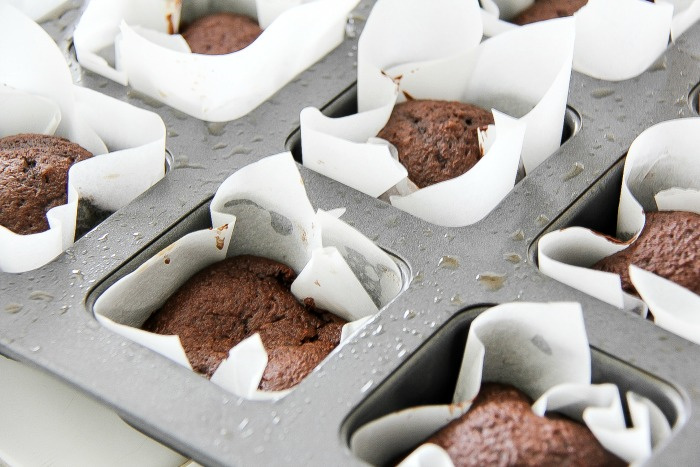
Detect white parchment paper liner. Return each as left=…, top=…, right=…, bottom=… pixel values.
left=351, top=302, right=670, bottom=466
left=94, top=152, right=402, bottom=401
left=5, top=0, right=71, bottom=22
left=300, top=0, right=573, bottom=226
left=0, top=3, right=166, bottom=273
left=0, top=354, right=186, bottom=467
left=73, top=0, right=358, bottom=122
left=539, top=117, right=700, bottom=343
left=481, top=0, right=677, bottom=81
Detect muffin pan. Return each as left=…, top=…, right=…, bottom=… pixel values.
left=2, top=1, right=700, bottom=465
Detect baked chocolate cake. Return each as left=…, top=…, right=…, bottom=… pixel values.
left=181, top=12, right=262, bottom=55
left=142, top=255, right=346, bottom=391
left=0, top=133, right=93, bottom=235
left=376, top=100, right=494, bottom=188
left=423, top=383, right=624, bottom=467
left=511, top=0, right=588, bottom=25
left=592, top=211, right=700, bottom=296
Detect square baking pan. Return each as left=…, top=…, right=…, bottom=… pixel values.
left=2, top=1, right=700, bottom=465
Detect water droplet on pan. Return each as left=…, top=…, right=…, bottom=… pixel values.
left=438, top=256, right=459, bottom=270
left=590, top=88, right=614, bottom=99
left=477, top=273, right=506, bottom=291
left=4, top=303, right=22, bottom=314
left=563, top=162, right=584, bottom=181
left=504, top=253, right=522, bottom=264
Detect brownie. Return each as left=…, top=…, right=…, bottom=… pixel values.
left=0, top=133, right=93, bottom=235
left=181, top=12, right=262, bottom=55
left=423, top=383, right=624, bottom=467
left=376, top=100, right=494, bottom=189
left=142, top=255, right=346, bottom=391
left=511, top=0, right=588, bottom=25
left=592, top=211, right=700, bottom=296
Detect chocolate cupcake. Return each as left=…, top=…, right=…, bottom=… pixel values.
left=377, top=100, right=494, bottom=188
left=511, top=0, right=589, bottom=25
left=0, top=133, right=92, bottom=235
left=591, top=211, right=700, bottom=297
left=142, top=255, right=346, bottom=391
left=180, top=12, right=262, bottom=55
left=422, top=383, right=624, bottom=467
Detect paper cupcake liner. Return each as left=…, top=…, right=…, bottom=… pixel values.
left=300, top=0, right=574, bottom=227
left=0, top=4, right=166, bottom=273
left=538, top=117, right=700, bottom=343
left=0, top=354, right=186, bottom=467
left=350, top=302, right=669, bottom=466
left=6, top=0, right=72, bottom=22
left=94, top=152, right=403, bottom=400
left=481, top=0, right=679, bottom=80
left=73, top=0, right=359, bottom=121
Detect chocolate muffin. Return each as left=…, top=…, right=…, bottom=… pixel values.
left=511, top=0, right=588, bottom=25
left=376, top=100, right=494, bottom=188
left=0, top=133, right=93, bottom=235
left=181, top=12, right=262, bottom=55
left=592, top=211, right=700, bottom=296
left=423, top=383, right=624, bottom=467
left=142, top=255, right=346, bottom=391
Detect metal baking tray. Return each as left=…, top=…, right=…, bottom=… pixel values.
left=2, top=1, right=700, bottom=465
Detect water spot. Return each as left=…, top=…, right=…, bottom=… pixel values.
left=360, top=380, right=373, bottom=393
left=345, top=18, right=357, bottom=38
left=604, top=134, right=615, bottom=142
left=590, top=88, right=615, bottom=99
left=238, top=418, right=249, bottom=431
left=477, top=273, right=506, bottom=291
left=563, top=162, right=584, bottom=181
left=31, top=345, right=41, bottom=352
left=172, top=156, right=205, bottom=170
left=397, top=349, right=407, bottom=358
left=438, top=256, right=459, bottom=270
left=403, top=310, right=416, bottom=320
left=4, top=303, right=22, bottom=314
left=511, top=229, right=525, bottom=241
left=450, top=294, right=463, bottom=305
left=648, top=55, right=667, bottom=72
left=433, top=296, right=442, bottom=304
left=213, top=142, right=228, bottom=150
left=97, top=233, right=109, bottom=242
left=71, top=269, right=83, bottom=281
left=413, top=273, right=424, bottom=283
left=206, top=122, right=227, bottom=136
left=535, top=215, right=549, bottom=227
left=126, top=90, right=164, bottom=108
left=29, top=291, right=54, bottom=302
left=504, top=253, right=522, bottom=264
left=372, top=325, right=384, bottom=336
left=167, top=129, right=179, bottom=138
left=227, top=145, right=253, bottom=158
left=270, top=211, right=293, bottom=236
left=531, top=335, right=552, bottom=355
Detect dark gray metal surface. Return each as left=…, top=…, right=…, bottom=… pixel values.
left=2, top=2, right=700, bottom=465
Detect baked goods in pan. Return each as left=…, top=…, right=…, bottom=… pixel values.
left=142, top=255, right=346, bottom=391
left=0, top=133, right=92, bottom=235
left=181, top=12, right=262, bottom=55
left=376, top=100, right=494, bottom=188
